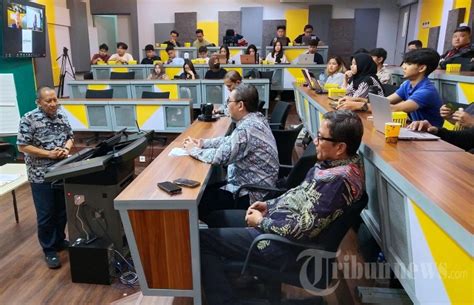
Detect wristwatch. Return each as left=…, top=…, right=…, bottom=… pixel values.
left=360, top=102, right=369, bottom=111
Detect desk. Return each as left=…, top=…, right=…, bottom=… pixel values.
left=265, top=45, right=329, bottom=63
left=294, top=85, right=473, bottom=304
left=0, top=164, right=28, bottom=223
left=114, top=117, right=232, bottom=304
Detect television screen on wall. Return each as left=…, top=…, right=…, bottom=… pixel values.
left=1, top=0, right=46, bottom=58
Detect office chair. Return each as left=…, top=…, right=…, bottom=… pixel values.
left=258, top=71, right=274, bottom=86
left=272, top=124, right=304, bottom=165
left=0, top=142, right=15, bottom=166
left=223, top=193, right=369, bottom=305
left=269, top=101, right=291, bottom=130
left=141, top=91, right=170, bottom=99
left=85, top=89, right=114, bottom=99
left=382, top=84, right=399, bottom=96
left=258, top=100, right=266, bottom=114
left=110, top=71, right=135, bottom=80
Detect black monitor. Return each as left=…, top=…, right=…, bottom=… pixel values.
left=1, top=0, right=46, bottom=58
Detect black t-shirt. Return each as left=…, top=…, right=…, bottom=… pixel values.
left=294, top=34, right=320, bottom=45
left=141, top=56, right=161, bottom=64
left=313, top=53, right=324, bottom=64
left=205, top=68, right=227, bottom=79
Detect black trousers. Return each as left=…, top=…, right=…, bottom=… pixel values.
left=198, top=183, right=249, bottom=225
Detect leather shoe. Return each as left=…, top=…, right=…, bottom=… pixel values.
left=45, top=253, right=61, bottom=269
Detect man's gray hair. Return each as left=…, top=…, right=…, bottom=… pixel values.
left=232, top=83, right=259, bottom=112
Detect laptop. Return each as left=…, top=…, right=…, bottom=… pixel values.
left=302, top=35, right=319, bottom=46
left=301, top=69, right=327, bottom=94
left=369, top=94, right=440, bottom=141
left=240, top=54, right=256, bottom=64
left=298, top=54, right=314, bottom=65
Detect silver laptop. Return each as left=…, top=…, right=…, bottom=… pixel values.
left=298, top=54, right=314, bottom=65
left=369, top=94, right=440, bottom=141
left=301, top=69, right=327, bottom=93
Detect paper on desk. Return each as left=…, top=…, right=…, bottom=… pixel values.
left=0, top=174, right=20, bottom=183
left=168, top=147, right=189, bottom=157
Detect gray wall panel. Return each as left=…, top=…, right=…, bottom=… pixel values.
left=242, top=7, right=264, bottom=50
left=218, top=11, right=241, bottom=46
left=174, top=12, right=197, bottom=45
left=427, top=26, right=441, bottom=49
left=33, top=24, right=54, bottom=88
left=470, top=3, right=474, bottom=30
left=443, top=8, right=466, bottom=54
left=155, top=23, right=175, bottom=44
left=262, top=19, right=286, bottom=49
left=309, top=5, right=332, bottom=43
left=328, top=19, right=355, bottom=63
left=67, top=0, right=91, bottom=72
left=353, top=8, right=380, bottom=52
left=90, top=0, right=139, bottom=60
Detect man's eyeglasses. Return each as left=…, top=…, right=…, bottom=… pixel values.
left=316, top=133, right=340, bottom=142
left=226, top=98, right=239, bottom=105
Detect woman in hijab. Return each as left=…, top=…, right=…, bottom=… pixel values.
left=337, top=53, right=384, bottom=111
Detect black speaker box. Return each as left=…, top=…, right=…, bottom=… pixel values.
left=69, top=239, right=114, bottom=285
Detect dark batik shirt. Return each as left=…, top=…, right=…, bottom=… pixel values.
left=17, top=107, right=73, bottom=183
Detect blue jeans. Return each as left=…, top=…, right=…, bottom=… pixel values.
left=30, top=182, right=67, bottom=255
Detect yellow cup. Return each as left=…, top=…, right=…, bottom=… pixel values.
left=288, top=42, right=293, bottom=46
left=446, top=63, right=462, bottom=73
left=392, top=111, right=408, bottom=127
left=385, top=122, right=401, bottom=143
left=108, top=60, right=117, bottom=65
left=160, top=44, right=167, bottom=48
left=129, top=60, right=137, bottom=65
left=185, top=42, right=191, bottom=47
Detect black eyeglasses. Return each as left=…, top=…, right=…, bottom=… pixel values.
left=226, top=98, right=240, bottom=105
left=316, top=133, right=340, bottom=142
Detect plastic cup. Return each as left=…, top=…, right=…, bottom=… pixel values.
left=385, top=122, right=401, bottom=143
left=184, top=42, right=191, bottom=47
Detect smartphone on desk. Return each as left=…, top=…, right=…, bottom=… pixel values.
left=173, top=178, right=201, bottom=188
left=157, top=181, right=182, bottom=195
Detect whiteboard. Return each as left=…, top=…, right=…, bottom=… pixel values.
left=0, top=74, right=21, bottom=136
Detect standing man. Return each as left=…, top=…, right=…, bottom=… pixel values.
left=17, top=87, right=74, bottom=269
left=193, top=29, right=211, bottom=49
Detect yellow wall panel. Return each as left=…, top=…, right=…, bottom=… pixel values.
left=412, top=201, right=474, bottom=305
left=62, top=105, right=89, bottom=127
left=136, top=105, right=160, bottom=127
left=154, top=84, right=179, bottom=99
left=454, top=0, right=472, bottom=24
left=284, top=9, right=309, bottom=43
left=417, top=0, right=445, bottom=47
left=197, top=21, right=219, bottom=46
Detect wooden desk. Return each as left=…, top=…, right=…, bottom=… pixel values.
left=114, top=117, right=232, bottom=304
left=0, top=164, right=28, bottom=223
left=294, top=85, right=474, bottom=304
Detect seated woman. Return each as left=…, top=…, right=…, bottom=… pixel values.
left=319, top=55, right=346, bottom=87
left=265, top=40, right=288, bottom=64
left=245, top=44, right=260, bottom=63
left=147, top=62, right=170, bottom=80
left=219, top=45, right=230, bottom=64
left=337, top=53, right=384, bottom=111
left=205, top=55, right=227, bottom=79
left=178, top=59, right=199, bottom=80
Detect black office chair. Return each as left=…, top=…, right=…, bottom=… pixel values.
left=85, top=89, right=114, bottom=99
left=272, top=124, right=303, bottom=165
left=258, top=71, right=274, bottom=84
left=110, top=71, right=135, bottom=80
left=141, top=91, right=170, bottom=99
left=382, top=84, right=399, bottom=96
left=258, top=100, right=266, bottom=114
left=269, top=101, right=291, bottom=130
left=0, top=142, right=15, bottom=166
left=224, top=193, right=369, bottom=305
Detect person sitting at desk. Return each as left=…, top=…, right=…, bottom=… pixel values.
left=198, top=46, right=210, bottom=63
left=183, top=84, right=279, bottom=222
left=294, top=24, right=320, bottom=45
left=439, top=26, right=474, bottom=71
left=370, top=48, right=391, bottom=84
left=147, top=62, right=169, bottom=80
left=386, top=48, right=444, bottom=127
left=178, top=59, right=198, bottom=80
left=17, top=86, right=74, bottom=269
left=163, top=30, right=181, bottom=47
left=305, top=39, right=324, bottom=64
left=141, top=44, right=161, bottom=64
left=337, top=53, right=384, bottom=111
left=265, top=40, right=288, bottom=64
left=200, top=110, right=365, bottom=305
left=223, top=29, right=246, bottom=46
left=108, top=42, right=134, bottom=64
left=219, top=44, right=230, bottom=64
left=193, top=29, right=211, bottom=49
left=269, top=25, right=291, bottom=47
left=408, top=120, right=474, bottom=153
left=205, top=55, right=227, bottom=79
left=245, top=44, right=260, bottom=63
left=90, top=43, right=110, bottom=65
left=319, top=55, right=346, bottom=87
left=165, top=45, right=185, bottom=65
left=440, top=103, right=474, bottom=128
left=407, top=39, right=422, bottom=51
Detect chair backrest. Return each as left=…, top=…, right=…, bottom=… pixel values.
left=110, top=71, right=135, bottom=80
left=284, top=142, right=316, bottom=189
left=85, top=89, right=114, bottom=99
left=258, top=100, right=266, bottom=113
left=272, top=124, right=303, bottom=165
left=141, top=91, right=170, bottom=99
left=0, top=143, right=15, bottom=166
left=382, top=84, right=399, bottom=96
left=270, top=101, right=291, bottom=129
left=258, top=71, right=274, bottom=84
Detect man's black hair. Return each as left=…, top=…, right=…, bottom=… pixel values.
left=145, top=44, right=154, bottom=51
left=403, top=48, right=440, bottom=76
left=408, top=40, right=422, bottom=49
left=99, top=43, right=108, bottom=51
left=117, top=42, right=128, bottom=49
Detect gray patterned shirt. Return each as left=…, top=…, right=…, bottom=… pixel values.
left=17, top=107, right=74, bottom=183
left=189, top=112, right=279, bottom=202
